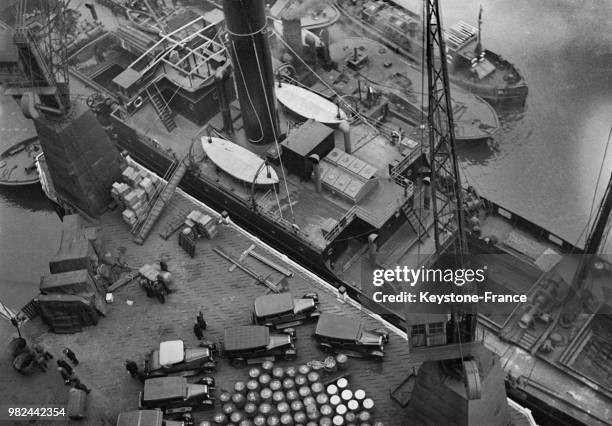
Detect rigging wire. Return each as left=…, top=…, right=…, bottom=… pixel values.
left=249, top=35, right=296, bottom=224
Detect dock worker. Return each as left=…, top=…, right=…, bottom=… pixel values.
left=33, top=344, right=53, bottom=361
left=63, top=348, right=79, bottom=365
left=159, top=259, right=168, bottom=272
left=193, top=322, right=204, bottom=340
left=196, top=311, right=207, bottom=330
left=57, top=359, right=73, bottom=375
left=58, top=366, right=71, bottom=385
left=125, top=360, right=138, bottom=378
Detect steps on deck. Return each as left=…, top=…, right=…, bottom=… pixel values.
left=146, top=83, right=176, bottom=132
left=401, top=203, right=428, bottom=241
left=133, top=160, right=188, bottom=245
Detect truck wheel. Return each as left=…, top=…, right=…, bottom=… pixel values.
left=319, top=342, right=334, bottom=353
left=202, top=362, right=216, bottom=374
left=145, top=287, right=153, bottom=297
left=231, top=357, right=246, bottom=368
left=198, top=376, right=215, bottom=387
left=157, top=291, right=166, bottom=304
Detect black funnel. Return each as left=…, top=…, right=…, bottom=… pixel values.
left=223, top=0, right=279, bottom=144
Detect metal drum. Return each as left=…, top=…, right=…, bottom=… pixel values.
left=222, top=403, right=237, bottom=416
left=330, top=395, right=341, bottom=406
left=261, top=361, right=274, bottom=373
left=295, top=375, right=307, bottom=386
left=259, top=373, right=271, bottom=387
left=285, top=366, right=297, bottom=378
left=298, top=386, right=311, bottom=399
left=326, top=384, right=338, bottom=396
left=259, top=402, right=273, bottom=416
left=260, top=388, right=273, bottom=403
left=277, top=401, right=291, bottom=415
left=307, top=372, right=320, bottom=383
left=353, top=389, right=366, bottom=402
left=247, top=391, right=261, bottom=405
left=235, top=381, right=247, bottom=394
left=290, top=400, right=303, bottom=413
left=280, top=413, right=293, bottom=425
left=244, top=403, right=258, bottom=418
left=341, top=389, right=353, bottom=402
left=336, top=378, right=348, bottom=390
left=286, top=389, right=299, bottom=402
left=316, top=393, right=329, bottom=406
left=272, top=390, right=285, bottom=404
left=213, top=412, right=228, bottom=425
left=272, top=367, right=285, bottom=380
left=282, top=378, right=295, bottom=390
left=232, top=393, right=247, bottom=408
left=230, top=411, right=244, bottom=424
left=249, top=368, right=261, bottom=380
left=220, top=391, right=232, bottom=404
left=293, top=411, right=306, bottom=424
left=247, top=380, right=260, bottom=392
left=335, top=354, right=348, bottom=369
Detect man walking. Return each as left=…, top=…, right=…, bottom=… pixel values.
left=196, top=311, right=207, bottom=330
left=57, top=359, right=73, bottom=375
left=58, top=366, right=71, bottom=385
left=193, top=322, right=203, bottom=340
left=63, top=348, right=79, bottom=365
left=159, top=259, right=168, bottom=272
left=125, top=360, right=139, bottom=378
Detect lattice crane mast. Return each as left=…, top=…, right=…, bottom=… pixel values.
left=9, top=0, right=70, bottom=117
left=425, top=0, right=477, bottom=349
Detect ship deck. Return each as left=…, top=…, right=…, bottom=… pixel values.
left=120, top=96, right=412, bottom=252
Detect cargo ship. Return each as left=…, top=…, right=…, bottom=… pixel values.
left=3, top=0, right=610, bottom=424
left=335, top=0, right=528, bottom=105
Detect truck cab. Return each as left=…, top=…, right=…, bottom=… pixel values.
left=139, top=377, right=214, bottom=414
left=222, top=325, right=297, bottom=368
left=252, top=292, right=320, bottom=330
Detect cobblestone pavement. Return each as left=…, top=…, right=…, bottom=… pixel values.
left=0, top=189, right=419, bottom=425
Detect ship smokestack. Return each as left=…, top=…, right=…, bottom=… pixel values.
left=339, top=120, right=352, bottom=154
left=223, top=0, right=279, bottom=144
left=281, top=13, right=303, bottom=61
left=215, top=64, right=233, bottom=134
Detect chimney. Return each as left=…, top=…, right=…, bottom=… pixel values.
left=281, top=12, right=303, bottom=60
left=339, top=120, right=352, bottom=154
left=309, top=154, right=322, bottom=193
left=214, top=64, right=233, bottom=134
left=223, top=0, right=279, bottom=144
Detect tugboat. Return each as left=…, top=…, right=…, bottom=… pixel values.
left=444, top=7, right=528, bottom=105
left=336, top=1, right=528, bottom=105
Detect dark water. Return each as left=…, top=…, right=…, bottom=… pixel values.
left=443, top=0, right=612, bottom=250
left=2, top=0, right=612, bottom=309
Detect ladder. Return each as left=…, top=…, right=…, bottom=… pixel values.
left=145, top=82, right=176, bottom=132
left=401, top=203, right=428, bottom=241
left=133, top=159, right=188, bottom=245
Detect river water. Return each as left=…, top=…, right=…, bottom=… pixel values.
left=2, top=0, right=612, bottom=310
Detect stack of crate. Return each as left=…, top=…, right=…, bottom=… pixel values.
left=185, top=210, right=218, bottom=239
left=112, top=166, right=161, bottom=228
